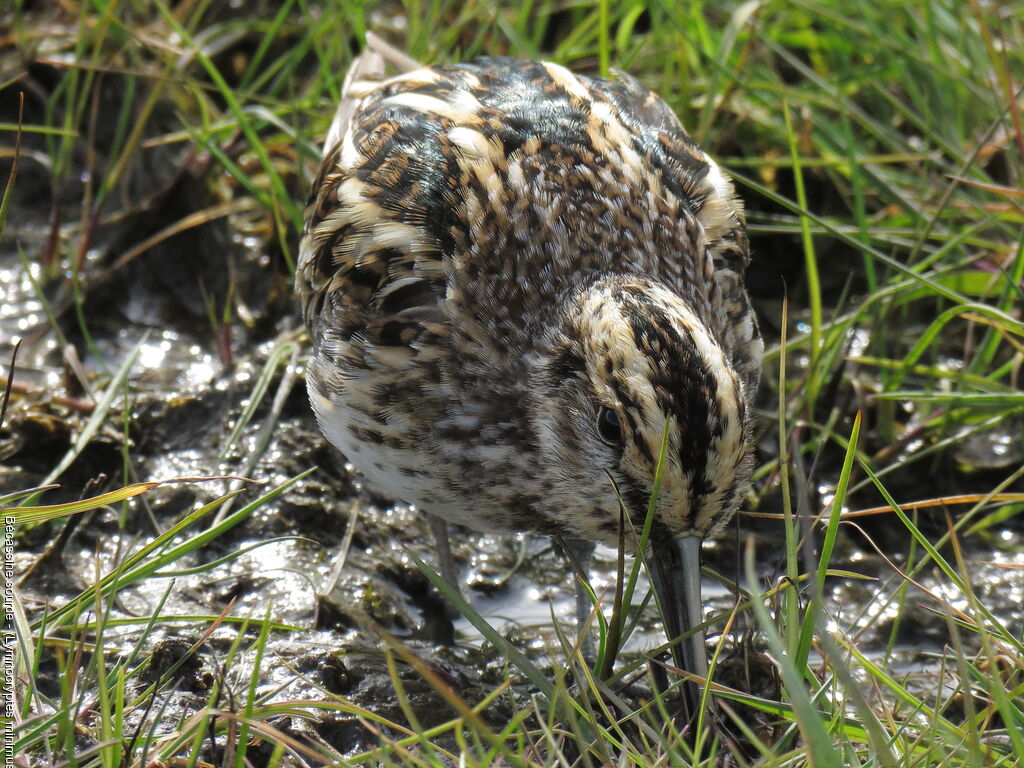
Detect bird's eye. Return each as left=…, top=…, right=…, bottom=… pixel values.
left=597, top=406, right=622, bottom=445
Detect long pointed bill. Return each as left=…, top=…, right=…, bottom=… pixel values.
left=647, top=535, right=707, bottom=721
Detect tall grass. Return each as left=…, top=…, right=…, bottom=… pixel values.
left=3, top=0, right=1023, bottom=765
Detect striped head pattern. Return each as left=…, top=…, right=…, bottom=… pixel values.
left=533, top=277, right=752, bottom=546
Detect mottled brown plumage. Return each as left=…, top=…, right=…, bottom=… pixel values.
left=298, top=36, right=762, bottom=705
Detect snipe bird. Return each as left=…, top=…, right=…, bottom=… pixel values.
left=297, top=33, right=762, bottom=711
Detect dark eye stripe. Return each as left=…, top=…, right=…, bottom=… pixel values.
left=546, top=344, right=586, bottom=385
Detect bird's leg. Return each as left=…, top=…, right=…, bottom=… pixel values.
left=427, top=513, right=463, bottom=600
left=563, top=538, right=597, bottom=659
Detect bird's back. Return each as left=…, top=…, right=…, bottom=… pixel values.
left=300, top=53, right=759, bottom=384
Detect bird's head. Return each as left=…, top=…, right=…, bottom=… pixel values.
left=531, top=275, right=754, bottom=692
left=533, top=276, right=752, bottom=542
